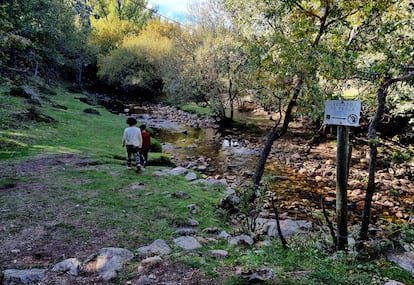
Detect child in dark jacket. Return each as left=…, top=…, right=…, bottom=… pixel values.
left=139, top=124, right=151, bottom=168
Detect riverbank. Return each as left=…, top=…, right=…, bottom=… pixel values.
left=123, top=102, right=414, bottom=227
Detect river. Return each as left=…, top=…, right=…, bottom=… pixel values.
left=121, top=102, right=413, bottom=225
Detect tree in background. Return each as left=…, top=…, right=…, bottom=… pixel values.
left=97, top=18, right=176, bottom=97
left=87, top=0, right=151, bottom=25
left=160, top=25, right=204, bottom=103
left=87, top=0, right=153, bottom=54
left=163, top=0, right=250, bottom=122
left=0, top=0, right=88, bottom=80
left=88, top=16, right=137, bottom=54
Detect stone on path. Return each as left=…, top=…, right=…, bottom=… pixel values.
left=228, top=235, right=254, bottom=246
left=83, top=247, right=134, bottom=281
left=3, top=268, right=47, bottom=285
left=173, top=236, right=202, bottom=250
left=168, top=166, right=188, bottom=175
left=137, top=239, right=171, bottom=257
left=52, top=258, right=81, bottom=276
left=208, top=250, right=228, bottom=259
left=204, top=178, right=227, bottom=187
left=187, top=217, right=199, bottom=227
left=152, top=170, right=167, bottom=177
left=174, top=228, right=197, bottom=236
left=185, top=172, right=197, bottom=181
left=240, top=267, right=275, bottom=282
left=384, top=281, right=406, bottom=285
left=217, top=230, right=230, bottom=239
left=172, top=191, right=191, bottom=199
left=256, top=218, right=313, bottom=237
left=138, top=256, right=164, bottom=274
left=188, top=203, right=197, bottom=214
left=387, top=252, right=414, bottom=276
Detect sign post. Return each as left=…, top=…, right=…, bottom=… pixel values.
left=324, top=100, right=361, bottom=251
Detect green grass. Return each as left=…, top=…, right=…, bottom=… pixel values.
left=1, top=83, right=413, bottom=284
left=180, top=103, right=211, bottom=115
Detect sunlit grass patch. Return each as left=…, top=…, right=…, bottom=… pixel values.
left=181, top=104, right=211, bottom=115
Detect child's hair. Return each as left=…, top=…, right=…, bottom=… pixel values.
left=126, top=117, right=137, bottom=126
left=140, top=124, right=146, bottom=130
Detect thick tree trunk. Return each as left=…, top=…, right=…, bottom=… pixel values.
left=252, top=75, right=303, bottom=186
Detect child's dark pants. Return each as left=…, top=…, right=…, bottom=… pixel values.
left=126, top=145, right=141, bottom=168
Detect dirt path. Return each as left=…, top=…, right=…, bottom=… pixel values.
left=0, top=154, right=229, bottom=284
left=0, top=154, right=113, bottom=269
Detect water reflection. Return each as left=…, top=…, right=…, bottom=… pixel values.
left=154, top=127, right=261, bottom=177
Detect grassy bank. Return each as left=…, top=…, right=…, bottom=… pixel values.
left=0, top=84, right=413, bottom=284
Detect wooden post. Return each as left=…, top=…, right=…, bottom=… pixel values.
left=336, top=125, right=349, bottom=251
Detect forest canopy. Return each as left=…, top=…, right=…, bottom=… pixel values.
left=0, top=0, right=413, bottom=134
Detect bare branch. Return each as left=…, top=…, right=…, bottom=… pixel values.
left=325, top=9, right=359, bottom=29
left=385, top=71, right=414, bottom=88
left=292, top=0, right=322, bottom=20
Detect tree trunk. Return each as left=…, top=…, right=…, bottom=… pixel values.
left=229, top=77, right=234, bottom=121
left=357, top=71, right=414, bottom=248
left=358, top=86, right=387, bottom=245
left=252, top=75, right=303, bottom=186
left=252, top=127, right=279, bottom=185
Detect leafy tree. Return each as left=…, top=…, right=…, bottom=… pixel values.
left=224, top=0, right=356, bottom=183
left=87, top=0, right=151, bottom=25
left=348, top=0, right=414, bottom=247
left=197, top=33, right=250, bottom=121
left=224, top=0, right=408, bottom=251
left=160, top=25, right=204, bottom=103
left=89, top=16, right=137, bottom=54
left=0, top=0, right=89, bottom=80
left=164, top=0, right=250, bottom=122
left=97, top=18, right=175, bottom=96
left=87, top=0, right=153, bottom=55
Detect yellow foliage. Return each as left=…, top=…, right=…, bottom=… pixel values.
left=117, top=18, right=176, bottom=61
left=96, top=18, right=174, bottom=85
left=140, top=18, right=179, bottom=39
left=89, top=16, right=136, bottom=53
left=122, top=34, right=172, bottom=62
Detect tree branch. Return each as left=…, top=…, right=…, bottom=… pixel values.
left=384, top=71, right=414, bottom=88
left=292, top=1, right=322, bottom=20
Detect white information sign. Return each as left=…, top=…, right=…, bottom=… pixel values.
left=324, top=100, right=361, bottom=127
